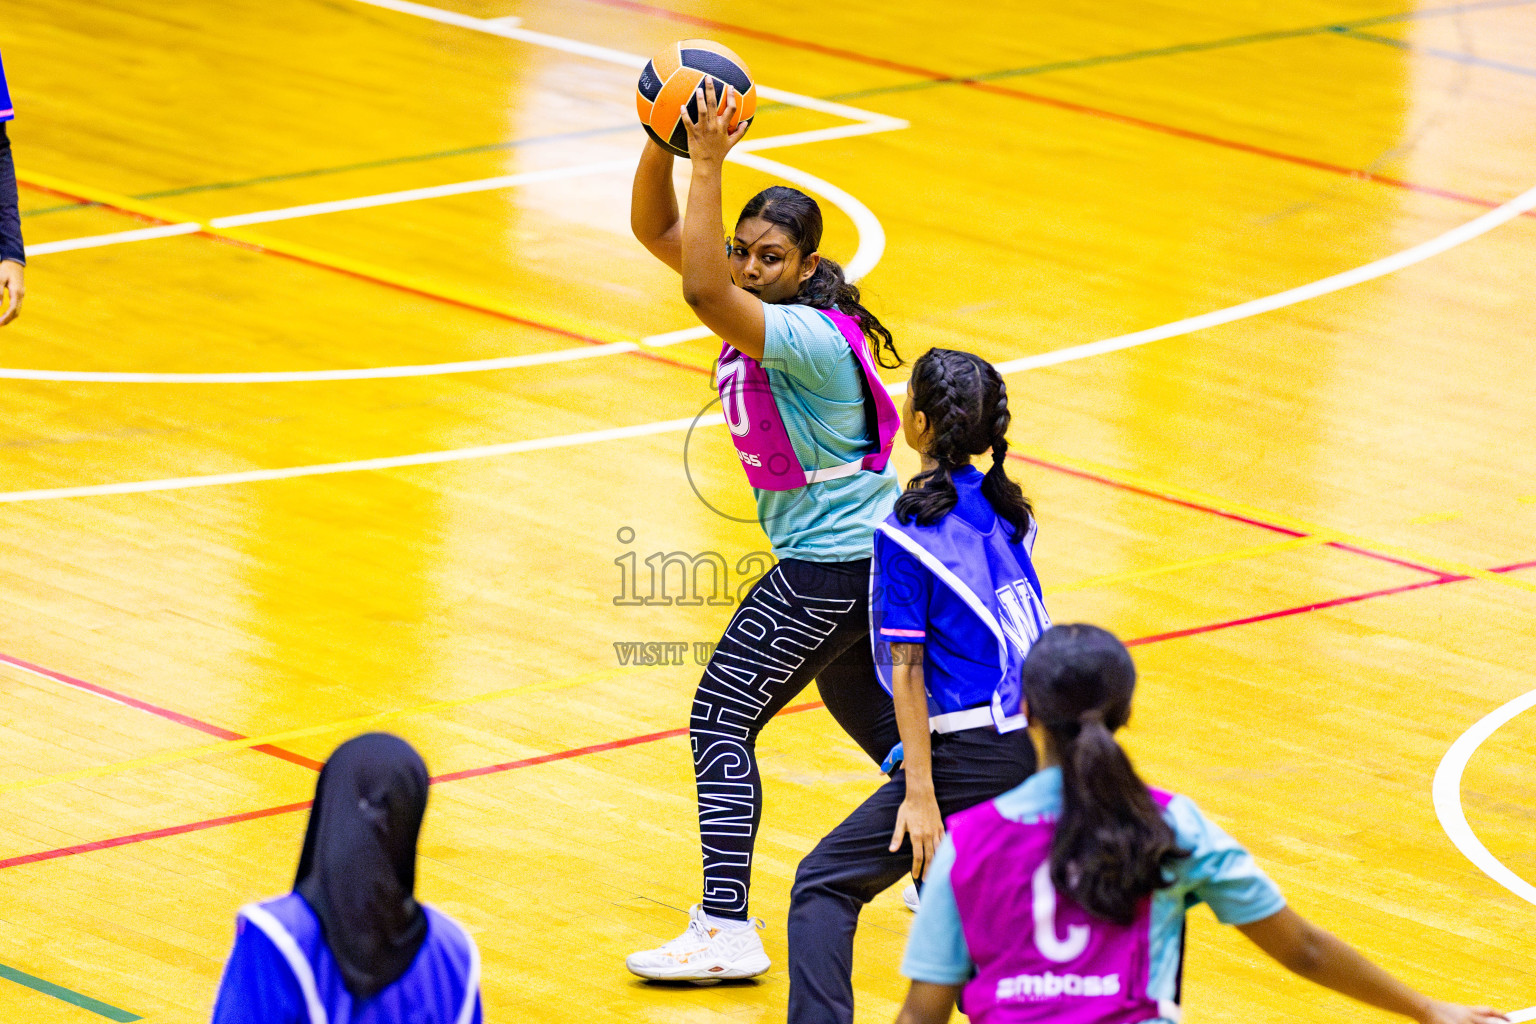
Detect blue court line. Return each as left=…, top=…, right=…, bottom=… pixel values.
left=21, top=0, right=1536, bottom=218
left=1334, top=27, right=1536, bottom=77
left=0, top=962, right=142, bottom=1021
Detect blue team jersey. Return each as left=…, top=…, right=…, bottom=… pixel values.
left=872, top=466, right=1047, bottom=720
left=211, top=893, right=482, bottom=1024
left=903, top=767, right=1286, bottom=1021
left=0, top=51, right=12, bottom=120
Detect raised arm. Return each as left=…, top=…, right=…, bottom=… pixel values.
left=678, top=79, right=765, bottom=360
left=1237, top=908, right=1507, bottom=1024
left=631, top=138, right=683, bottom=274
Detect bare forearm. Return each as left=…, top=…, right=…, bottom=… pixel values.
left=1291, top=926, right=1430, bottom=1019
left=894, top=982, right=959, bottom=1024
left=891, top=653, right=933, bottom=794
left=680, top=159, right=732, bottom=307
left=630, top=139, right=681, bottom=270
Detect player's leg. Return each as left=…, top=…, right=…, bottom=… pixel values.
left=627, top=558, right=879, bottom=981
left=787, top=775, right=911, bottom=1024
left=815, top=635, right=901, bottom=769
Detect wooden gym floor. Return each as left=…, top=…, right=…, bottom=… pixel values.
left=1, top=0, right=1534, bottom=1020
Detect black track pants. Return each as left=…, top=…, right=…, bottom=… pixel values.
left=691, top=557, right=900, bottom=920
left=786, top=727, right=1037, bottom=1024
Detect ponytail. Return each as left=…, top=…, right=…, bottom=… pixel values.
left=1022, top=625, right=1187, bottom=925
left=789, top=256, right=901, bottom=368
left=895, top=349, right=1034, bottom=540
left=737, top=185, right=903, bottom=369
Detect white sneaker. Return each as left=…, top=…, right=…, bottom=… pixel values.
left=625, top=905, right=770, bottom=983
left=902, top=883, right=920, bottom=912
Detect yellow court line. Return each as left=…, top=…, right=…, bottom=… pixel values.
left=18, top=169, right=636, bottom=349
left=0, top=665, right=659, bottom=796
left=1047, top=536, right=1331, bottom=595
left=1015, top=443, right=1536, bottom=597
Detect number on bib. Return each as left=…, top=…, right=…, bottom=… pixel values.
left=717, top=357, right=750, bottom=438
left=1031, top=861, right=1090, bottom=963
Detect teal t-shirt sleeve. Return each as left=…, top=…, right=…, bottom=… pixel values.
left=210, top=915, right=306, bottom=1024
left=761, top=303, right=845, bottom=389
left=901, top=837, right=974, bottom=985
left=1165, top=795, right=1287, bottom=925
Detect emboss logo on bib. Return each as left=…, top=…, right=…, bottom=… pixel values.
left=997, top=971, right=1121, bottom=1001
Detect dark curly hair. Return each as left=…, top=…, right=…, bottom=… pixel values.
left=737, top=186, right=902, bottom=368
left=893, top=348, right=1033, bottom=542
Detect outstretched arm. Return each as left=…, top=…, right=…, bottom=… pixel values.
left=631, top=138, right=683, bottom=273
left=679, top=79, right=765, bottom=360
left=1237, top=908, right=1507, bottom=1024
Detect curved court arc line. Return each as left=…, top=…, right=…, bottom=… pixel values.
left=6, top=146, right=894, bottom=379
left=1433, top=687, right=1536, bottom=906
left=2, top=180, right=1532, bottom=500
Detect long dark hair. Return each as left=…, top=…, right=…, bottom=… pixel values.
left=737, top=185, right=902, bottom=368
left=893, top=348, right=1034, bottom=542
left=1021, top=625, right=1186, bottom=924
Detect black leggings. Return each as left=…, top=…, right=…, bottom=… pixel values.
left=690, top=557, right=899, bottom=920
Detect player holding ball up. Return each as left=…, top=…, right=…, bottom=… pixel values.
left=626, top=53, right=906, bottom=982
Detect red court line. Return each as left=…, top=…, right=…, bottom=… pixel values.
left=1128, top=558, right=1535, bottom=645
left=19, top=178, right=711, bottom=380
left=1008, top=452, right=1449, bottom=578
left=7, top=554, right=1530, bottom=871
left=0, top=801, right=312, bottom=871
left=0, top=652, right=322, bottom=771
left=0, top=703, right=827, bottom=871
left=1009, top=453, right=1308, bottom=539
left=587, top=0, right=1529, bottom=217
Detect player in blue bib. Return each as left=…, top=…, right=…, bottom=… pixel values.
left=786, top=348, right=1050, bottom=1024
left=895, top=625, right=1507, bottom=1024
left=211, top=734, right=482, bottom=1024
left=0, top=49, right=27, bottom=324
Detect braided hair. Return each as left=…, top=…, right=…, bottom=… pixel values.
left=893, top=348, right=1033, bottom=542
left=1021, top=625, right=1188, bottom=924
left=737, top=186, right=902, bottom=368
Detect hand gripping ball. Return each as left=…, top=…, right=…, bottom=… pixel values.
left=636, top=39, right=757, bottom=158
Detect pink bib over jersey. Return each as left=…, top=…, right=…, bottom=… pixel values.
left=947, top=790, right=1177, bottom=1024
left=715, top=308, right=898, bottom=491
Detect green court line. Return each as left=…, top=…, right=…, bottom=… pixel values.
left=825, top=0, right=1536, bottom=103
left=1335, top=26, right=1536, bottom=77
left=0, top=962, right=142, bottom=1021
left=21, top=121, right=646, bottom=217
left=21, top=0, right=1536, bottom=220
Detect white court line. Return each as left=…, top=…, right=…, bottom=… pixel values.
left=0, top=342, right=639, bottom=384
left=207, top=158, right=636, bottom=229
left=25, top=222, right=202, bottom=256
left=347, top=0, right=908, bottom=129
left=644, top=149, right=890, bottom=348
left=13, top=1, right=905, bottom=380
left=2, top=180, right=1533, bottom=499
left=994, top=180, right=1536, bottom=375
left=1433, top=686, right=1536, bottom=907
left=0, top=415, right=723, bottom=503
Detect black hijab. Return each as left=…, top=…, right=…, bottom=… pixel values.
left=295, top=733, right=430, bottom=1001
